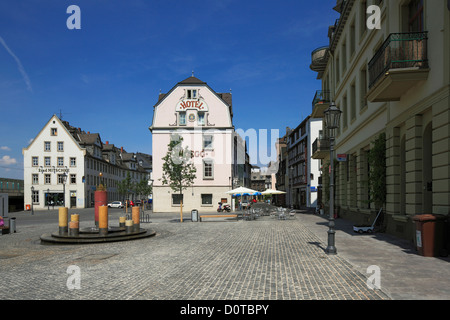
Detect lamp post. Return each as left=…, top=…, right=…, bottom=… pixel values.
left=323, top=102, right=342, bottom=255
left=62, top=172, right=67, bottom=207
left=47, top=188, right=50, bottom=210
left=31, top=186, right=34, bottom=215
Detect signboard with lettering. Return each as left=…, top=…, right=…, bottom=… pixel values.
left=337, top=154, right=347, bottom=162
left=176, top=99, right=209, bottom=112
left=38, top=166, right=70, bottom=174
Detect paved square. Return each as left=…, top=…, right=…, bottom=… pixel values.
left=0, top=212, right=389, bottom=300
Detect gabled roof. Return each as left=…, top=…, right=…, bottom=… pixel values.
left=177, top=76, right=207, bottom=85
left=78, top=133, right=102, bottom=147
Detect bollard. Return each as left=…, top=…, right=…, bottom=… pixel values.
left=125, top=219, right=133, bottom=234
left=69, top=220, right=79, bottom=236
left=59, top=207, right=69, bottom=235
left=132, top=206, right=140, bottom=232
left=119, top=216, right=126, bottom=228
left=71, top=214, right=79, bottom=222
left=9, top=217, right=16, bottom=233
left=99, top=205, right=108, bottom=235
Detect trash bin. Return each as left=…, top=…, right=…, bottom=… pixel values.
left=191, top=209, right=198, bottom=222
left=9, top=217, right=16, bottom=233
left=413, top=214, right=445, bottom=257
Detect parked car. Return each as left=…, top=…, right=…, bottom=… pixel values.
left=108, top=201, right=124, bottom=208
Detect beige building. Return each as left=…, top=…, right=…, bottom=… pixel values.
left=310, top=0, right=450, bottom=243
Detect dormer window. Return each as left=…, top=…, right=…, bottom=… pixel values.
left=187, top=89, right=197, bottom=99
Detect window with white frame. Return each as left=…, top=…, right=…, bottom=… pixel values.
left=203, top=159, right=214, bottom=179
left=44, top=174, right=51, bottom=184
left=70, top=157, right=76, bottom=167
left=51, top=128, right=57, bottom=136
left=32, top=174, right=39, bottom=185
left=187, top=89, right=197, bottom=99
left=203, top=135, right=213, bottom=150
left=70, top=174, right=76, bottom=184
left=32, top=156, right=38, bottom=166
left=57, top=141, right=64, bottom=151
left=57, top=174, right=66, bottom=184
left=198, top=112, right=205, bottom=126
left=44, top=157, right=51, bottom=167
left=57, top=157, right=64, bottom=167
left=44, top=141, right=51, bottom=152
left=32, top=190, right=39, bottom=204
left=179, top=112, right=186, bottom=125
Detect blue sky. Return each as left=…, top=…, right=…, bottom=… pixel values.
left=0, top=0, right=339, bottom=179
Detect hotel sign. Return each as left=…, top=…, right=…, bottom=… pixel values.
left=176, top=99, right=209, bottom=112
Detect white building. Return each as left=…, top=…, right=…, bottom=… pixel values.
left=23, top=115, right=150, bottom=210
left=149, top=76, right=250, bottom=213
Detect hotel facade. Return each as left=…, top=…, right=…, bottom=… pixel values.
left=310, top=0, right=450, bottom=242
left=150, top=76, right=250, bottom=213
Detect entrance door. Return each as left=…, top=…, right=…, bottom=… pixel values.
left=70, top=191, right=77, bottom=208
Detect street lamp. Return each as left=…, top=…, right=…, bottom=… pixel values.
left=31, top=186, right=34, bottom=215
left=323, top=102, right=342, bottom=255
left=47, top=188, right=50, bottom=210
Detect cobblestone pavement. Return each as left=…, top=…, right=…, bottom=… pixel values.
left=0, top=209, right=391, bottom=301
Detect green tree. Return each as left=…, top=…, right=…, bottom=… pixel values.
left=117, top=172, right=132, bottom=203
left=133, top=178, right=153, bottom=211
left=160, top=136, right=196, bottom=222
left=368, top=133, right=386, bottom=209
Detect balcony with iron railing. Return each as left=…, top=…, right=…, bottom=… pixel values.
left=312, top=131, right=330, bottom=159
left=311, top=90, right=331, bottom=118
left=310, top=46, right=329, bottom=72
left=367, top=32, right=429, bottom=102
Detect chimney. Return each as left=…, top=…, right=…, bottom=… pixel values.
left=106, top=141, right=109, bottom=145
left=121, top=147, right=123, bottom=153
left=87, top=131, right=90, bottom=134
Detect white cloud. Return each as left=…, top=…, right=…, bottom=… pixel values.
left=0, top=146, right=11, bottom=151
left=0, top=36, right=33, bottom=92
left=0, top=155, right=17, bottom=165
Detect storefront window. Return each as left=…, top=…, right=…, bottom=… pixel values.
left=45, top=192, right=64, bottom=207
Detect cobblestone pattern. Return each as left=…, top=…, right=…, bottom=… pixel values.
left=0, top=217, right=389, bottom=300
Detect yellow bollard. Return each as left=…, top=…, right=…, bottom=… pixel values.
left=132, top=206, right=140, bottom=232
left=119, top=216, right=126, bottom=228
left=125, top=219, right=133, bottom=234
left=71, top=213, right=79, bottom=222
left=59, top=207, right=68, bottom=235
left=99, top=205, right=108, bottom=235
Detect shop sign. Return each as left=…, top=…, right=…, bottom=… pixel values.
left=38, top=166, right=70, bottom=174
left=336, top=154, right=347, bottom=162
